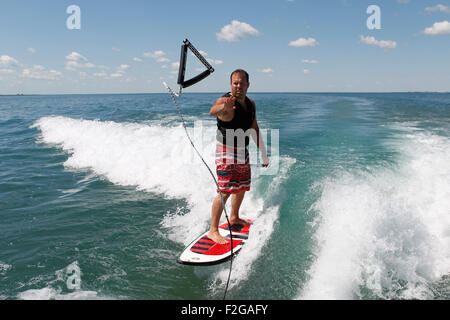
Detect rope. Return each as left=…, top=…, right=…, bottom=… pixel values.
left=163, top=82, right=234, bottom=300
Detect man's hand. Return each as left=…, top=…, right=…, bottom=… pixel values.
left=262, top=154, right=269, bottom=167
left=222, top=96, right=236, bottom=113
left=210, top=96, right=236, bottom=117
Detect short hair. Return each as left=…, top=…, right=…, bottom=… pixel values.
left=230, top=69, right=249, bottom=83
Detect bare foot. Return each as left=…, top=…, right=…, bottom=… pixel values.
left=230, top=218, right=251, bottom=226
left=207, top=231, right=228, bottom=244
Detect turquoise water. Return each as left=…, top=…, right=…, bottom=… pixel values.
left=0, top=92, right=449, bottom=300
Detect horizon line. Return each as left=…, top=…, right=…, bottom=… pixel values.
left=1, top=91, right=449, bottom=96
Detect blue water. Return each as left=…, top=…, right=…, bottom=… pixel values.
left=0, top=92, right=449, bottom=300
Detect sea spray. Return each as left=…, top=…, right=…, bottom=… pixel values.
left=300, top=128, right=450, bottom=299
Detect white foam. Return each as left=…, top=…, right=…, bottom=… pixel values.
left=299, top=129, right=450, bottom=300
left=17, top=261, right=108, bottom=300
left=32, top=116, right=220, bottom=242
left=32, top=116, right=295, bottom=290
left=0, top=262, right=12, bottom=275
left=17, top=287, right=100, bottom=300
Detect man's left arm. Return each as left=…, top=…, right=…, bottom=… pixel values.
left=251, top=117, right=269, bottom=167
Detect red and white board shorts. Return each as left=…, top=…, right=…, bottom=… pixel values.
left=215, top=142, right=251, bottom=194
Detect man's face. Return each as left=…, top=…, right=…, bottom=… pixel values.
left=230, top=72, right=249, bottom=99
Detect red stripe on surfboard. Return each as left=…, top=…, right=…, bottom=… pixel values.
left=193, top=243, right=213, bottom=249
left=190, top=239, right=242, bottom=255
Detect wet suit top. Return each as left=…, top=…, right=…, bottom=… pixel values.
left=216, top=92, right=256, bottom=148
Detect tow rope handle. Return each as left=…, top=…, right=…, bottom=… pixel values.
left=177, top=39, right=215, bottom=89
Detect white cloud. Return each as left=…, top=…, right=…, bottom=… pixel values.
left=133, top=57, right=142, bottom=62
left=0, top=68, right=16, bottom=75
left=65, top=52, right=88, bottom=62
left=27, top=48, right=36, bottom=54
left=112, top=47, right=120, bottom=52
left=117, top=64, right=129, bottom=73
left=190, top=50, right=223, bottom=65
left=33, top=65, right=45, bottom=71
left=65, top=60, right=95, bottom=71
left=1, top=56, right=62, bottom=82
left=196, top=50, right=208, bottom=57
left=425, top=4, right=450, bottom=14
left=65, top=52, right=104, bottom=71
left=289, top=37, right=319, bottom=47
left=120, top=77, right=134, bottom=83
left=0, top=55, right=21, bottom=67
left=92, top=64, right=129, bottom=79
left=216, top=20, right=260, bottom=42
left=258, top=68, right=274, bottom=73
left=207, top=58, right=224, bottom=65
left=360, top=35, right=397, bottom=49
left=143, top=50, right=170, bottom=62
left=302, top=59, right=319, bottom=64
left=93, top=71, right=107, bottom=77
left=423, top=20, right=450, bottom=35
left=22, top=65, right=63, bottom=81
left=303, top=69, right=311, bottom=74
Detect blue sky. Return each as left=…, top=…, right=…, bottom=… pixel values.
left=1, top=0, right=449, bottom=94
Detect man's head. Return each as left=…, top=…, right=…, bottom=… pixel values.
left=230, top=69, right=250, bottom=100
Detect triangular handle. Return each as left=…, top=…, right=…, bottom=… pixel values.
left=177, top=39, right=215, bottom=89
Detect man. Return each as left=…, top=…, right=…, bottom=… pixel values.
left=207, top=69, right=269, bottom=244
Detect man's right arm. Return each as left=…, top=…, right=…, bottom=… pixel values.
left=210, top=96, right=235, bottom=118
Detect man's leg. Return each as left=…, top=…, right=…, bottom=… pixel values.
left=207, top=192, right=231, bottom=244
left=230, top=190, right=250, bottom=226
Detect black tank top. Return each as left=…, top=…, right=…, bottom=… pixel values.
left=216, top=93, right=256, bottom=147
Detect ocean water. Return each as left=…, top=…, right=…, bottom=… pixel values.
left=0, top=92, right=449, bottom=300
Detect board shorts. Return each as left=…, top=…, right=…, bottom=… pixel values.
left=215, top=141, right=251, bottom=194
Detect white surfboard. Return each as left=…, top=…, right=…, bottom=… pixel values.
left=177, top=219, right=252, bottom=266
